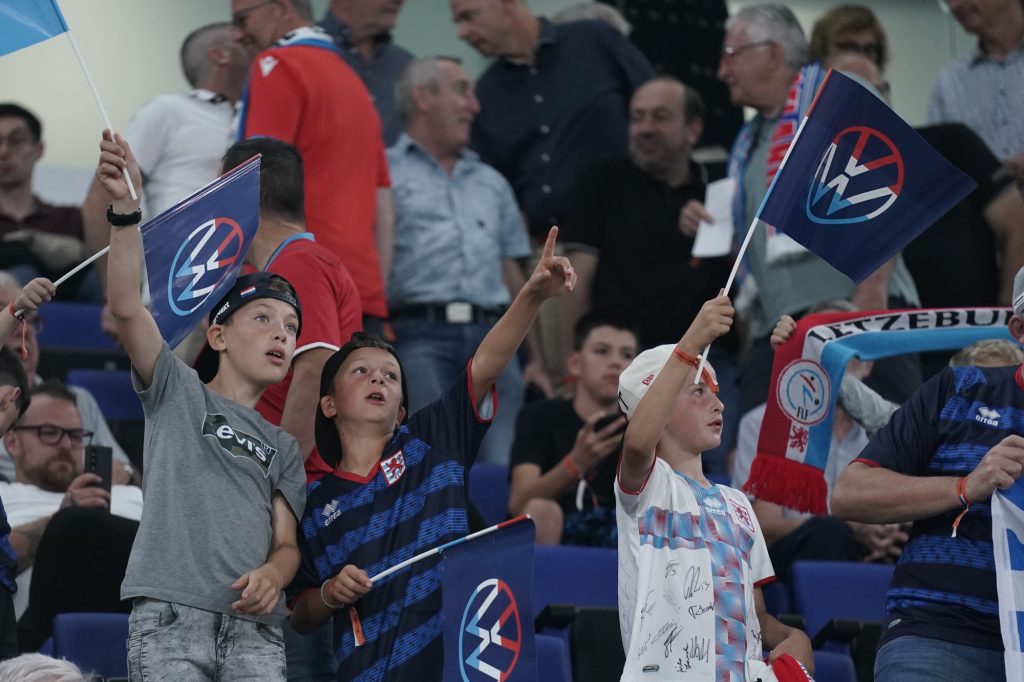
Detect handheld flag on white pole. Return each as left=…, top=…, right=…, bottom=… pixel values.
left=0, top=0, right=137, bottom=200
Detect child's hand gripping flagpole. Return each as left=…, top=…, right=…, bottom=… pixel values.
left=693, top=111, right=815, bottom=384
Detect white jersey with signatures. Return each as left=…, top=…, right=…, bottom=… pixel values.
left=615, top=458, right=774, bottom=681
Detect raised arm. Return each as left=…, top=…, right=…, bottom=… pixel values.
left=96, top=131, right=162, bottom=387
left=0, top=278, right=55, bottom=341
left=469, top=227, right=575, bottom=401
left=619, top=295, right=733, bottom=490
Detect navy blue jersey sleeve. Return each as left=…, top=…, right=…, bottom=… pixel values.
left=286, top=483, right=330, bottom=606
left=856, top=367, right=956, bottom=474
left=406, top=363, right=494, bottom=468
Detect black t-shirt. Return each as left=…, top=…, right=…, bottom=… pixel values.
left=562, top=157, right=735, bottom=350
left=508, top=399, right=618, bottom=518
left=904, top=124, right=1013, bottom=309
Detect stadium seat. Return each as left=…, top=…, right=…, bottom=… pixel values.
left=66, top=369, right=142, bottom=421
left=762, top=580, right=791, bottom=617
left=791, top=560, right=892, bottom=645
left=536, top=633, right=573, bottom=682
left=812, top=650, right=857, bottom=682
left=468, top=462, right=510, bottom=527
left=36, top=302, right=117, bottom=352
left=532, top=545, right=617, bottom=620
left=51, top=612, right=129, bottom=680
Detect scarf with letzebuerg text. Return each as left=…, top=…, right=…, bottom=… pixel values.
left=744, top=307, right=1016, bottom=515
left=728, top=63, right=828, bottom=265
left=992, top=482, right=1024, bottom=681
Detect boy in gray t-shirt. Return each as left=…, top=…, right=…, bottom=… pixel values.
left=97, top=131, right=306, bottom=681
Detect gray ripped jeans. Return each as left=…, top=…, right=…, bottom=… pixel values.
left=127, top=598, right=285, bottom=681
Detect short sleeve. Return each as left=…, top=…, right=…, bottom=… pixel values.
left=133, top=343, right=195, bottom=414
left=741, top=494, right=775, bottom=586
left=275, top=436, right=307, bottom=522
left=855, top=368, right=954, bottom=474
left=405, top=364, right=494, bottom=468
left=122, top=97, right=170, bottom=176
left=614, top=456, right=660, bottom=517
left=270, top=251, right=361, bottom=354
left=241, top=54, right=303, bottom=143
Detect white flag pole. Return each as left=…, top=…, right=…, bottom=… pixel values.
left=63, top=29, right=138, bottom=201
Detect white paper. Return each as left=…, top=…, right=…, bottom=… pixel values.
left=692, top=177, right=736, bottom=258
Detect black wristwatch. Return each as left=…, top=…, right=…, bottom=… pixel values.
left=107, top=204, right=142, bottom=227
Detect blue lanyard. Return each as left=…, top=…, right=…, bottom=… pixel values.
left=263, top=232, right=315, bottom=270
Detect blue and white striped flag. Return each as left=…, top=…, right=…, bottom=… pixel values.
left=993, top=481, right=1024, bottom=680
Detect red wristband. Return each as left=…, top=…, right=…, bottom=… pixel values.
left=673, top=348, right=699, bottom=367
left=952, top=476, right=971, bottom=538
left=563, top=455, right=582, bottom=478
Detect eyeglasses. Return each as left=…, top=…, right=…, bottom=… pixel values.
left=721, top=40, right=773, bottom=59
left=0, top=132, right=34, bottom=151
left=833, top=40, right=882, bottom=64
left=13, top=424, right=93, bottom=447
left=232, top=0, right=275, bottom=28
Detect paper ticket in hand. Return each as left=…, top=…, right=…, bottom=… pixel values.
left=692, top=177, right=736, bottom=258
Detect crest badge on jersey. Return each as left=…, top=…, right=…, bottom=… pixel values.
left=381, top=450, right=406, bottom=486
left=728, top=498, right=756, bottom=537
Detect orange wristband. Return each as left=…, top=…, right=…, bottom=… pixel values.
left=563, top=455, right=582, bottom=478
left=952, top=476, right=970, bottom=538
left=673, top=348, right=699, bottom=367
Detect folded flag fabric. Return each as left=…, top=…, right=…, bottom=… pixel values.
left=993, top=481, right=1024, bottom=681
left=0, top=0, right=68, bottom=57
left=756, top=69, right=976, bottom=283
left=144, top=156, right=261, bottom=349
left=746, top=307, right=1014, bottom=514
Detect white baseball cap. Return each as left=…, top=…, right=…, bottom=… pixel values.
left=617, top=345, right=718, bottom=420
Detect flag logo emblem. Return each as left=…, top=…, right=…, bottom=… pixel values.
left=806, top=126, right=905, bottom=225
left=777, top=359, right=831, bottom=426
left=458, top=578, right=524, bottom=681
left=167, top=217, right=245, bottom=317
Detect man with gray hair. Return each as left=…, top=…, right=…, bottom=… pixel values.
left=716, top=4, right=920, bottom=421
left=386, top=56, right=532, bottom=464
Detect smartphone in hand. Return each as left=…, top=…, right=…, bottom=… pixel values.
left=84, top=445, right=113, bottom=494
left=594, top=413, right=626, bottom=435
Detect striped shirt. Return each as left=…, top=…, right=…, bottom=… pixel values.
left=928, top=44, right=1024, bottom=161
left=288, top=366, right=493, bottom=681
left=855, top=364, right=1024, bottom=651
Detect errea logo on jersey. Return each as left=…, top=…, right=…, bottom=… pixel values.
left=321, top=499, right=342, bottom=527
left=258, top=55, right=279, bottom=76
left=202, top=413, right=278, bottom=477
left=976, top=406, right=1000, bottom=427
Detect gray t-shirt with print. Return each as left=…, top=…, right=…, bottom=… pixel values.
left=121, top=344, right=305, bottom=625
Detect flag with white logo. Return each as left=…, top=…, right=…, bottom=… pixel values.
left=756, top=70, right=976, bottom=283
left=746, top=307, right=1015, bottom=514
left=441, top=518, right=537, bottom=681
left=144, top=156, right=261, bottom=349
left=993, top=482, right=1024, bottom=680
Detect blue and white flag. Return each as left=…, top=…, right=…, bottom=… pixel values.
left=993, top=482, right=1024, bottom=681
left=756, top=70, right=976, bottom=283
left=143, top=156, right=261, bottom=349
left=441, top=518, right=537, bottom=682
left=0, top=0, right=68, bottom=57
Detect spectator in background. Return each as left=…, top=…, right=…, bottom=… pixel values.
left=0, top=653, right=87, bottom=682
left=387, top=56, right=534, bottom=464
left=808, top=3, right=889, bottom=73
left=508, top=312, right=635, bottom=545
left=0, top=104, right=99, bottom=303
left=928, top=0, right=1024, bottom=185
left=319, top=0, right=413, bottom=145
left=234, top=0, right=394, bottom=336
left=717, top=4, right=920, bottom=418
left=2, top=382, right=143, bottom=650
left=452, top=0, right=653, bottom=239
left=0, top=273, right=133, bottom=486
left=552, top=1, right=632, bottom=36
left=562, top=76, right=738, bottom=472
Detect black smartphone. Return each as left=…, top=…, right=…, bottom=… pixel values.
left=594, top=413, right=626, bottom=435
left=84, top=445, right=113, bottom=494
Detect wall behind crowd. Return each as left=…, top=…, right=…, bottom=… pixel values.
left=2, top=0, right=973, bottom=202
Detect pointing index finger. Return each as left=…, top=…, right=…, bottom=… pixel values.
left=542, top=225, right=559, bottom=261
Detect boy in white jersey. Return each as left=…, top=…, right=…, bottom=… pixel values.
left=615, top=294, right=813, bottom=681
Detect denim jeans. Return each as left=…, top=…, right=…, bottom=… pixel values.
left=127, top=598, right=286, bottom=681
left=391, top=317, right=523, bottom=465
left=874, top=635, right=1004, bottom=681
left=284, top=618, right=336, bottom=682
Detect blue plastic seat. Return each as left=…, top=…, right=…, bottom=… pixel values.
left=51, top=612, right=129, bottom=679
left=536, top=632, right=573, bottom=682
left=812, top=649, right=857, bottom=682
left=533, top=545, right=617, bottom=619
left=468, top=461, right=510, bottom=527
left=66, top=369, right=142, bottom=421
left=36, top=302, right=117, bottom=352
left=791, top=560, right=892, bottom=638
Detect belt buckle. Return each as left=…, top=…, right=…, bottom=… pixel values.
left=445, top=302, right=473, bottom=323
